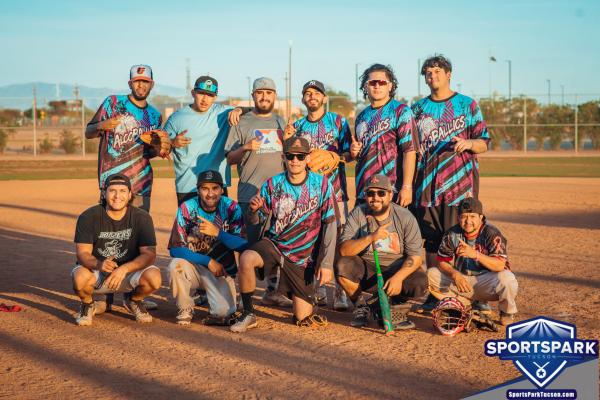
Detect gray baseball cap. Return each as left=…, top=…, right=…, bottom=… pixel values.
left=253, top=77, right=276, bottom=92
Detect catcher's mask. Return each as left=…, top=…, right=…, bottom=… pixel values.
left=432, top=297, right=471, bottom=336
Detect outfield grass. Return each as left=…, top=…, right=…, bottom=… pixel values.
left=0, top=157, right=598, bottom=180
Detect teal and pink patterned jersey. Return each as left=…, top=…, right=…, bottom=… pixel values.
left=168, top=196, right=244, bottom=254
left=411, top=93, right=490, bottom=207
left=89, top=95, right=162, bottom=197
left=354, top=99, right=419, bottom=199
left=293, top=112, right=351, bottom=202
left=260, top=171, right=336, bottom=268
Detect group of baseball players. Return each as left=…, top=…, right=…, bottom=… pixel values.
left=71, top=55, right=519, bottom=334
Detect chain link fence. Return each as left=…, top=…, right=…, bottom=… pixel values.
left=0, top=92, right=599, bottom=156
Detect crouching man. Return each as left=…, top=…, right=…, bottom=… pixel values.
left=230, top=137, right=337, bottom=332
left=337, top=174, right=426, bottom=330
left=72, top=173, right=161, bottom=326
left=168, top=170, right=247, bottom=326
left=427, top=197, right=518, bottom=326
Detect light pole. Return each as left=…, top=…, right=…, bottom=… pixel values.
left=417, top=58, right=421, bottom=98
left=560, top=85, right=564, bottom=106
left=506, top=60, right=512, bottom=101
left=546, top=79, right=551, bottom=104
left=246, top=76, right=251, bottom=106
left=288, top=40, right=292, bottom=120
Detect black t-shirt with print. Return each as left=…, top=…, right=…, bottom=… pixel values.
left=74, top=204, right=156, bottom=264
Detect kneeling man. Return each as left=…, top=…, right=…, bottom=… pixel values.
left=427, top=197, right=518, bottom=326
left=72, top=173, right=161, bottom=326
left=337, top=174, right=426, bottom=330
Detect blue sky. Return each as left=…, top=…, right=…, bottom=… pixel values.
left=1, top=0, right=599, bottom=101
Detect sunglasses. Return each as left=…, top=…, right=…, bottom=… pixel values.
left=367, top=79, right=389, bottom=87
left=285, top=153, right=307, bottom=161
left=366, top=190, right=388, bottom=198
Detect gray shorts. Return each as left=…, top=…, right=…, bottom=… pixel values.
left=71, top=265, right=159, bottom=294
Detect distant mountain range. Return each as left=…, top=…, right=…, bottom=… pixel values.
left=0, top=82, right=187, bottom=110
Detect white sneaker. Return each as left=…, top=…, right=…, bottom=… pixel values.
left=230, top=312, right=258, bottom=333
left=176, top=307, right=194, bottom=326
left=333, top=287, right=349, bottom=311
left=75, top=302, right=95, bottom=326
left=93, top=300, right=107, bottom=315
left=123, top=293, right=153, bottom=323
left=261, top=291, right=293, bottom=308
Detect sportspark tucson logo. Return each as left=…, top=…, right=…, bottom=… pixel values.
left=485, top=317, right=597, bottom=391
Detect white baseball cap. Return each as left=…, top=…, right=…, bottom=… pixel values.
left=130, top=65, right=153, bottom=82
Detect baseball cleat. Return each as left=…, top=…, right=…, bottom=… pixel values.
left=333, top=287, right=349, bottom=311
left=176, top=307, right=194, bottom=326
left=123, top=292, right=153, bottom=323
left=75, top=302, right=95, bottom=326
left=230, top=312, right=258, bottom=333
left=351, top=305, right=370, bottom=327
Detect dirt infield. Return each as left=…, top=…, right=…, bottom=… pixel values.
left=0, top=178, right=599, bottom=399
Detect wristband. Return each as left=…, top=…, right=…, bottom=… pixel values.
left=401, top=184, right=413, bottom=189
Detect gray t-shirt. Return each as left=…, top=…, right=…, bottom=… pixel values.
left=224, top=112, right=286, bottom=203
left=340, top=203, right=423, bottom=267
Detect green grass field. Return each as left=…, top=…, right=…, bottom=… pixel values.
left=0, top=157, right=599, bottom=180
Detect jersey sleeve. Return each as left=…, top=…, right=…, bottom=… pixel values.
left=467, top=99, right=490, bottom=143
left=396, top=105, right=419, bottom=153
left=137, top=211, right=157, bottom=247
left=228, top=203, right=244, bottom=236
left=437, top=231, right=456, bottom=263
left=483, top=226, right=509, bottom=261
left=74, top=209, right=94, bottom=244
left=87, top=96, right=112, bottom=126
left=167, top=204, right=190, bottom=249
left=224, top=124, right=243, bottom=154
left=320, top=180, right=336, bottom=225
left=163, top=112, right=179, bottom=140
left=402, top=213, right=423, bottom=257
left=339, top=206, right=364, bottom=242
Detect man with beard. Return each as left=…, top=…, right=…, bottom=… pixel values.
left=284, top=79, right=352, bottom=310
left=164, top=76, right=248, bottom=205
left=427, top=198, right=518, bottom=326
left=167, top=170, right=246, bottom=326
left=411, top=55, right=490, bottom=312
left=85, top=65, right=161, bottom=313
left=336, top=175, right=426, bottom=329
left=225, top=77, right=292, bottom=308
left=86, top=65, right=162, bottom=212
left=351, top=64, right=418, bottom=207
left=71, top=174, right=161, bottom=326
left=230, top=137, right=336, bottom=332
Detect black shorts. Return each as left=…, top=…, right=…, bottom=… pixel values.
left=208, top=242, right=237, bottom=276
left=416, top=204, right=459, bottom=253
left=249, top=239, right=316, bottom=304
left=336, top=255, right=427, bottom=302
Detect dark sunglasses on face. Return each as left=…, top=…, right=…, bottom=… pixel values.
left=366, top=189, right=388, bottom=198
left=285, top=153, right=307, bottom=161
left=367, top=79, right=389, bottom=87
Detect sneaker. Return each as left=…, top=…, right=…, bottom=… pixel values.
left=500, top=311, right=515, bottom=326
left=473, top=300, right=492, bottom=315
left=176, top=307, right=194, bottom=326
left=203, top=313, right=238, bottom=326
left=351, top=305, right=371, bottom=327
left=142, top=299, right=158, bottom=311
left=316, top=286, right=327, bottom=307
left=123, top=292, right=153, bottom=323
left=333, top=287, right=349, bottom=311
left=416, top=294, right=438, bottom=314
left=230, top=312, right=258, bottom=333
left=75, top=302, right=95, bottom=326
left=261, top=291, right=293, bottom=308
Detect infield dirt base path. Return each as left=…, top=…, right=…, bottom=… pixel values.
left=0, top=178, right=599, bottom=399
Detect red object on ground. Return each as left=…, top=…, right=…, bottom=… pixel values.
left=0, top=303, right=22, bottom=312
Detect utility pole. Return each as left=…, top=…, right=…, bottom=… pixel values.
left=546, top=79, right=551, bottom=104
left=284, top=72, right=289, bottom=119
left=523, top=97, right=527, bottom=154
left=355, top=63, right=359, bottom=109
left=288, top=40, right=292, bottom=120
left=32, top=85, right=37, bottom=157
left=560, top=85, right=565, bottom=106
left=73, top=84, right=85, bottom=156
left=185, top=58, right=191, bottom=93
left=574, top=94, right=579, bottom=154
left=417, top=58, right=421, bottom=98
left=506, top=60, right=512, bottom=101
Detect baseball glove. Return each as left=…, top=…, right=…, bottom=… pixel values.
left=308, top=148, right=342, bottom=175
left=140, top=129, right=172, bottom=159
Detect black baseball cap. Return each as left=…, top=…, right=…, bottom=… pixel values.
left=104, top=173, right=131, bottom=191
left=458, top=197, right=483, bottom=215
left=302, top=80, right=326, bottom=95
left=193, top=76, right=218, bottom=95
left=283, top=137, right=311, bottom=154
left=365, top=174, right=392, bottom=191
left=197, top=170, right=224, bottom=187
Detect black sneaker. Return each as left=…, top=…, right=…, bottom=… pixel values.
left=416, top=294, right=438, bottom=314
left=351, top=305, right=370, bottom=327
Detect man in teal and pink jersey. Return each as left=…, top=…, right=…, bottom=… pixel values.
left=86, top=64, right=162, bottom=212
left=411, top=55, right=490, bottom=312
left=351, top=63, right=419, bottom=207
